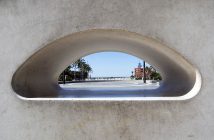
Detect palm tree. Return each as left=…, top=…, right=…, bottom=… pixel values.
left=83, top=62, right=92, bottom=78
left=59, top=58, right=93, bottom=83
left=59, top=65, right=72, bottom=84
left=72, top=58, right=92, bottom=80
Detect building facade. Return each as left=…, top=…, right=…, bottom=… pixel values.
left=134, top=63, right=152, bottom=80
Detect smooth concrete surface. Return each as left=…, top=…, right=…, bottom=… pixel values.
left=11, top=29, right=201, bottom=99
left=0, top=0, right=214, bottom=139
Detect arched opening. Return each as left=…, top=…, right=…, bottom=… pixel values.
left=11, top=29, right=201, bottom=100
left=58, top=51, right=163, bottom=98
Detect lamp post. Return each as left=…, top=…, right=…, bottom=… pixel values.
left=143, top=61, right=146, bottom=83
left=73, top=65, right=76, bottom=81
left=81, top=63, right=84, bottom=80
left=63, top=71, right=65, bottom=84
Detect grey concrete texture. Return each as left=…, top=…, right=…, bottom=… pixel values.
left=11, top=29, right=200, bottom=98
left=0, top=0, right=214, bottom=139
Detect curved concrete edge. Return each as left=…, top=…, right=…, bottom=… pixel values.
left=178, top=69, right=202, bottom=100
left=12, top=29, right=202, bottom=100
left=15, top=69, right=202, bottom=101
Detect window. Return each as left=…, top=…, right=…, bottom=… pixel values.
left=12, top=29, right=201, bottom=100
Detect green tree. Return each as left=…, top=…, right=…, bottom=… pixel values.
left=58, top=65, right=72, bottom=83
left=73, top=59, right=92, bottom=79
left=59, top=58, right=92, bottom=83
left=150, top=71, right=162, bottom=80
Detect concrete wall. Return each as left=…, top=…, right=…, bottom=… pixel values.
left=0, top=0, right=214, bottom=139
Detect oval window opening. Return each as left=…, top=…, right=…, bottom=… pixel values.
left=11, top=29, right=201, bottom=100
left=58, top=52, right=163, bottom=98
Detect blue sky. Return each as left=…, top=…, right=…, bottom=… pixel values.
left=77, top=52, right=148, bottom=77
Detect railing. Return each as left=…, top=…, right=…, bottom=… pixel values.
left=86, top=77, right=131, bottom=81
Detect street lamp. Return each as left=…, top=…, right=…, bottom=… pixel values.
left=143, top=61, right=146, bottom=83
left=63, top=71, right=65, bottom=84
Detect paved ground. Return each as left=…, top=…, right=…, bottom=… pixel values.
left=58, top=80, right=161, bottom=98
left=59, top=80, right=160, bottom=90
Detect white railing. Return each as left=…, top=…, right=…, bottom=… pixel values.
left=85, top=77, right=131, bottom=81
